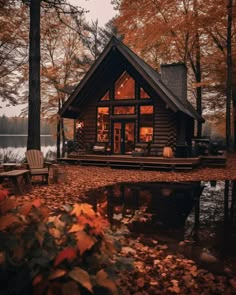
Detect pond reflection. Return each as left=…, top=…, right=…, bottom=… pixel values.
left=85, top=182, right=204, bottom=234
left=84, top=180, right=236, bottom=272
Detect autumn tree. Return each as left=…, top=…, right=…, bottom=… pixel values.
left=40, top=12, right=88, bottom=157
left=0, top=1, right=28, bottom=106
left=113, top=0, right=208, bottom=137
left=113, top=0, right=235, bottom=145
left=198, top=0, right=235, bottom=150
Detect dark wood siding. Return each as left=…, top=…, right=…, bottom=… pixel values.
left=80, top=103, right=97, bottom=144
left=152, top=99, right=177, bottom=155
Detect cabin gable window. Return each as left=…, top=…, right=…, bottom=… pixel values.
left=114, top=71, right=135, bottom=100
left=97, top=107, right=110, bottom=142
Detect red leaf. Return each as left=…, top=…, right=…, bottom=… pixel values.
left=0, top=213, right=20, bottom=231
left=54, top=247, right=77, bottom=266
left=0, top=198, right=16, bottom=214
left=19, top=202, right=32, bottom=215
left=33, top=274, right=43, bottom=286
left=0, top=189, right=8, bottom=201
left=32, top=199, right=41, bottom=208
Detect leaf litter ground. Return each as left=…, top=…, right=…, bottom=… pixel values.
left=5, top=152, right=236, bottom=294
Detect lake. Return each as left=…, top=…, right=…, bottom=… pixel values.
left=0, top=134, right=57, bottom=162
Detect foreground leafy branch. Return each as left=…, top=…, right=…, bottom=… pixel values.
left=0, top=188, right=119, bottom=294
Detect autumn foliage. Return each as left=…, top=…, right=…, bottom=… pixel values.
left=0, top=188, right=118, bottom=295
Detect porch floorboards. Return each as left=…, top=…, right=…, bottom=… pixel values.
left=58, top=154, right=202, bottom=171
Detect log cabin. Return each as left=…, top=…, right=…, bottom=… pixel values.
left=59, top=36, right=204, bottom=158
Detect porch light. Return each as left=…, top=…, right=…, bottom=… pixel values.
left=76, top=121, right=84, bottom=129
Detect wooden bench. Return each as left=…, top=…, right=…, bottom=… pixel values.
left=0, top=169, right=32, bottom=195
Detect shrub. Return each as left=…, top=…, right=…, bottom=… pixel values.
left=0, top=187, right=118, bottom=295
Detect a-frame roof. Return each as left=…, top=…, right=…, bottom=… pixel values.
left=59, top=36, right=204, bottom=122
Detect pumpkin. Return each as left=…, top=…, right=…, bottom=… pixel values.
left=163, top=146, right=173, bottom=158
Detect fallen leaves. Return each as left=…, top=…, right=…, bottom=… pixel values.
left=1, top=161, right=236, bottom=295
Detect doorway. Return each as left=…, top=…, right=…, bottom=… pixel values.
left=113, top=121, right=135, bottom=154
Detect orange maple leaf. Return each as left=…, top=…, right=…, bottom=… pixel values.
left=75, top=231, right=96, bottom=255
left=70, top=203, right=96, bottom=217
left=54, top=247, right=77, bottom=266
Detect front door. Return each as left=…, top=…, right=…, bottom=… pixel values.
left=113, top=121, right=135, bottom=154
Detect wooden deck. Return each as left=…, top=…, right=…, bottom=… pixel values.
left=201, top=152, right=227, bottom=167
left=59, top=154, right=201, bottom=171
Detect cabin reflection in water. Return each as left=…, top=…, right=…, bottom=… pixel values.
left=86, top=182, right=204, bottom=230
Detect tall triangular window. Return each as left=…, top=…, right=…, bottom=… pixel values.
left=115, top=72, right=135, bottom=100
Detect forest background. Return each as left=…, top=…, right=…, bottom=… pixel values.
left=0, top=0, right=235, bottom=151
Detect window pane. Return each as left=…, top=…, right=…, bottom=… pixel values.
left=140, top=87, right=150, bottom=99
left=140, top=105, right=153, bottom=114
left=140, top=127, right=153, bottom=142
left=139, top=105, right=153, bottom=142
left=114, top=106, right=135, bottom=115
left=97, top=107, right=109, bottom=142
left=101, top=91, right=109, bottom=101
left=115, top=72, right=135, bottom=100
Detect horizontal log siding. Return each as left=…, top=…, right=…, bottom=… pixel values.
left=153, top=100, right=177, bottom=155
left=79, top=97, right=177, bottom=155
left=80, top=104, right=97, bottom=144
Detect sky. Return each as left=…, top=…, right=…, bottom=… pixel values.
left=0, top=0, right=117, bottom=117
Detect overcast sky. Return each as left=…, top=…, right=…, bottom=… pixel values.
left=0, top=0, right=116, bottom=117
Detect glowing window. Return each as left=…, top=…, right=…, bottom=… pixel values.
left=140, top=87, right=150, bottom=99
left=114, top=106, right=135, bottom=115
left=140, top=105, right=153, bottom=114
left=97, top=107, right=110, bottom=142
left=115, top=72, right=135, bottom=100
left=139, top=105, right=153, bottom=142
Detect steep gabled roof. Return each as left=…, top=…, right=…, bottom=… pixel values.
left=59, top=36, right=204, bottom=122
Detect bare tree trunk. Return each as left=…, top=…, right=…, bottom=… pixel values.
left=226, top=0, right=233, bottom=151
left=27, top=0, right=41, bottom=150
left=233, top=94, right=236, bottom=151
left=61, top=118, right=66, bottom=157
left=196, top=33, right=202, bottom=138
left=56, top=115, right=61, bottom=158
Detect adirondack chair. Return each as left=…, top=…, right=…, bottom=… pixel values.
left=25, top=149, right=49, bottom=184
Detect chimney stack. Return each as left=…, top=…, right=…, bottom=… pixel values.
left=161, top=63, right=187, bottom=102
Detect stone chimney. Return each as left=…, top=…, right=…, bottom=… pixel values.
left=160, top=63, right=187, bottom=102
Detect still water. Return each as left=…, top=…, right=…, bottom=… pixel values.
left=84, top=180, right=236, bottom=273
left=0, top=134, right=56, bottom=161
